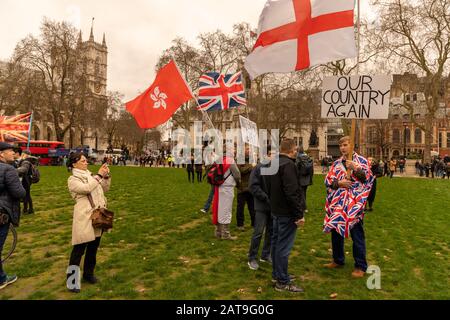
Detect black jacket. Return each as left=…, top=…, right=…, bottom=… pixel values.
left=266, top=155, right=304, bottom=219
left=0, top=162, right=26, bottom=226
left=249, top=163, right=270, bottom=213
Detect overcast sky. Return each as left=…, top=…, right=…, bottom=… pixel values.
left=0, top=0, right=374, bottom=101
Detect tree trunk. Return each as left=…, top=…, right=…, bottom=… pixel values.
left=423, top=115, right=433, bottom=163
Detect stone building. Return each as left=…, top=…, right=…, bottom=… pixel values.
left=360, top=72, right=450, bottom=159
left=30, top=25, right=109, bottom=150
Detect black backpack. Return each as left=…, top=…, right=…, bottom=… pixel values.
left=297, top=155, right=314, bottom=176
left=29, top=164, right=40, bottom=184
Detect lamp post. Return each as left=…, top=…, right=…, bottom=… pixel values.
left=403, top=122, right=408, bottom=158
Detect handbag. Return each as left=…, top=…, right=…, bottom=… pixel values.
left=87, top=194, right=114, bottom=230
left=0, top=211, right=9, bottom=226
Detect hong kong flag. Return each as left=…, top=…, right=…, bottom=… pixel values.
left=126, top=60, right=194, bottom=129
left=245, top=0, right=357, bottom=79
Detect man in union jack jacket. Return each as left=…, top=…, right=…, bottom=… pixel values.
left=323, top=136, right=374, bottom=278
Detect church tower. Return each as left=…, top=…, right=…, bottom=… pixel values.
left=78, top=18, right=108, bottom=98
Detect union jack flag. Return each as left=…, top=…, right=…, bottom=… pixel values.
left=0, top=112, right=32, bottom=142
left=323, top=153, right=374, bottom=238
left=197, top=72, right=246, bottom=111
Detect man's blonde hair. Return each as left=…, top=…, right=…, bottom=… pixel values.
left=339, top=136, right=351, bottom=146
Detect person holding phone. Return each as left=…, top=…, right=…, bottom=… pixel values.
left=66, top=153, right=111, bottom=293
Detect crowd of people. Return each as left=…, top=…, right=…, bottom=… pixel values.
left=195, top=136, right=373, bottom=293
left=0, top=136, right=447, bottom=294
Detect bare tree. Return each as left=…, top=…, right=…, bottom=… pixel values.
left=11, top=18, right=88, bottom=142
left=368, top=0, right=450, bottom=162
left=104, top=91, right=124, bottom=146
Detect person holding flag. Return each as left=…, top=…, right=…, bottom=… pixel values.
left=323, top=136, right=374, bottom=278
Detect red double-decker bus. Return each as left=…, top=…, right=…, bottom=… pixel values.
left=17, top=141, right=65, bottom=166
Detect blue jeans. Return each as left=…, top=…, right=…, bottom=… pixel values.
left=271, top=215, right=298, bottom=285
left=0, top=223, right=10, bottom=283
left=331, top=221, right=367, bottom=271
left=203, top=185, right=215, bottom=211
left=248, top=211, right=272, bottom=261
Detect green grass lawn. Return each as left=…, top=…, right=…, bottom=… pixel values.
left=0, top=166, right=449, bottom=300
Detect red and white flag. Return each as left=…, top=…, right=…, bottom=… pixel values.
left=245, top=0, right=357, bottom=79
left=126, top=60, right=194, bottom=129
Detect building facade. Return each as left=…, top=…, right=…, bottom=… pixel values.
left=360, top=73, right=450, bottom=159
left=30, top=25, right=109, bottom=151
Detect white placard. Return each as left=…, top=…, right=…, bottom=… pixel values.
left=239, top=116, right=259, bottom=147
left=321, top=75, right=391, bottom=119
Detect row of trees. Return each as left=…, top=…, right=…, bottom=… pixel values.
left=0, top=18, right=148, bottom=150
left=156, top=0, right=449, bottom=162
left=0, top=0, right=448, bottom=160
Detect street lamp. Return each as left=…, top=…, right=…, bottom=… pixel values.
left=403, top=122, right=408, bottom=158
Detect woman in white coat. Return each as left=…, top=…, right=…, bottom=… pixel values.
left=66, top=153, right=111, bottom=293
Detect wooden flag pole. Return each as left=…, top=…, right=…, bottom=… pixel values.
left=347, top=0, right=361, bottom=178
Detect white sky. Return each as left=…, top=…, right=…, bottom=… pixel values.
left=0, top=0, right=374, bottom=101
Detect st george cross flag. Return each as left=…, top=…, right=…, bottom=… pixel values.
left=245, top=0, right=357, bottom=79
left=126, top=60, right=194, bottom=129
left=323, top=153, right=374, bottom=238
left=197, top=72, right=247, bottom=111
left=0, top=112, right=32, bottom=142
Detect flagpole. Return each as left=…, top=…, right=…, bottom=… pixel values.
left=348, top=0, right=360, bottom=177
left=26, top=112, right=34, bottom=152
left=170, top=58, right=222, bottom=147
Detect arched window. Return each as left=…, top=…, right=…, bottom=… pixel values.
left=33, top=126, right=41, bottom=141
left=367, top=127, right=377, bottom=144
left=95, top=57, right=100, bottom=76
left=392, top=129, right=400, bottom=143
left=46, top=127, right=53, bottom=141
left=83, top=58, right=88, bottom=74
left=415, top=128, right=422, bottom=144
left=404, top=128, right=411, bottom=144
left=393, top=150, right=400, bottom=157
left=33, top=111, right=41, bottom=122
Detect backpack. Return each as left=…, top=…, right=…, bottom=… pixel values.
left=297, top=155, right=314, bottom=176
left=29, top=164, right=40, bottom=184
left=207, top=163, right=231, bottom=186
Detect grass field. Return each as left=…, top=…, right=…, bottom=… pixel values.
left=0, top=166, right=449, bottom=300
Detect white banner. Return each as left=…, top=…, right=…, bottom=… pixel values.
left=321, top=75, right=391, bottom=119
left=239, top=116, right=259, bottom=147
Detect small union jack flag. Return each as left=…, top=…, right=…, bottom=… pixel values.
left=323, top=153, right=374, bottom=238
left=197, top=72, right=246, bottom=111
left=0, top=112, right=32, bottom=142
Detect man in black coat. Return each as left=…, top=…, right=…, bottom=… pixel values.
left=296, top=147, right=314, bottom=213
left=266, top=139, right=305, bottom=293
left=0, top=142, right=26, bottom=290
left=17, top=150, right=35, bottom=214
left=247, top=151, right=273, bottom=271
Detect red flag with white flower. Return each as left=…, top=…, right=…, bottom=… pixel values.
left=245, top=0, right=357, bottom=79
left=126, top=60, right=194, bottom=129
